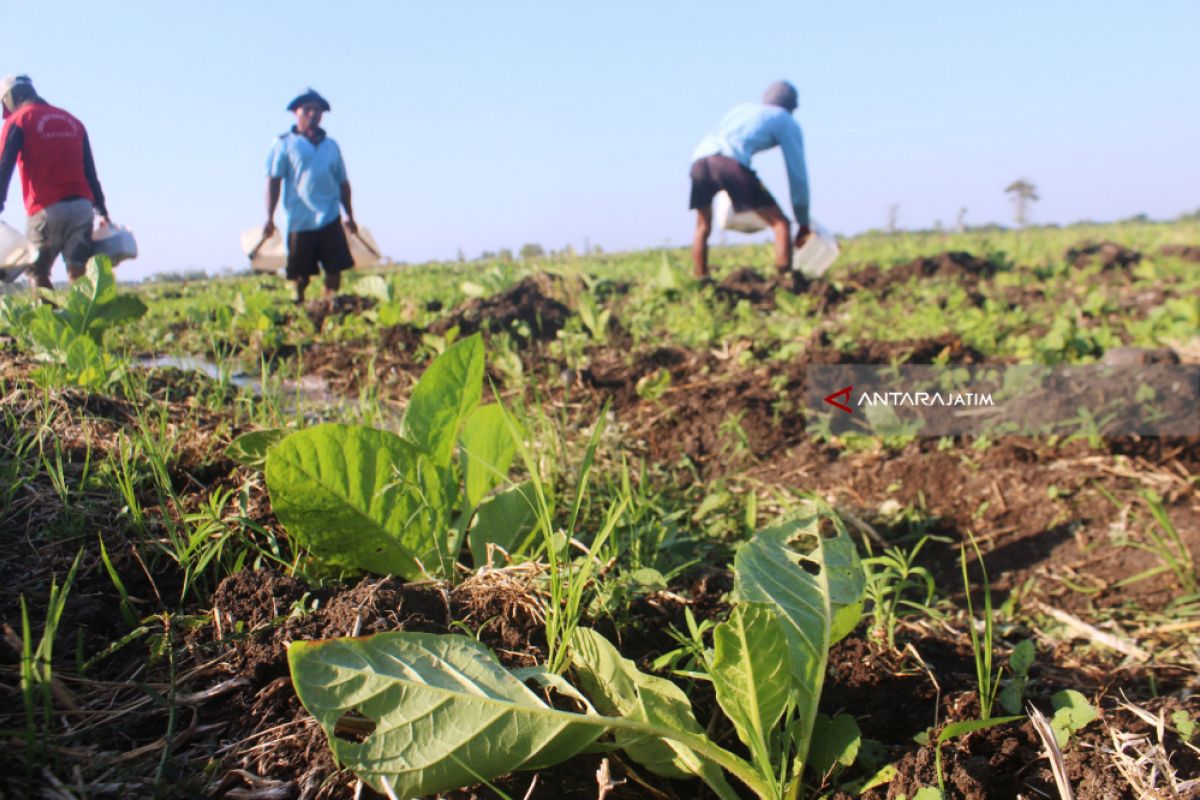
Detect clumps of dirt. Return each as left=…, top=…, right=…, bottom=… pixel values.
left=430, top=273, right=571, bottom=344
left=714, top=267, right=785, bottom=306
left=842, top=251, right=1000, bottom=297
left=307, top=294, right=378, bottom=331
left=1066, top=241, right=1142, bottom=270
left=810, top=332, right=988, bottom=365
left=1159, top=244, right=1200, bottom=262
left=141, top=366, right=240, bottom=405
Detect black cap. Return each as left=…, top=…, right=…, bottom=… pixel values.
left=287, top=88, right=331, bottom=112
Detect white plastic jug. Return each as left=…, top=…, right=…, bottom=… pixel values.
left=92, top=220, right=138, bottom=265
left=713, top=190, right=768, bottom=233
left=241, top=223, right=381, bottom=273
left=0, top=221, right=36, bottom=282
left=792, top=220, right=839, bottom=278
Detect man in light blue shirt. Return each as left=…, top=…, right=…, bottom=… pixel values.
left=263, top=88, right=358, bottom=306
left=689, top=80, right=811, bottom=279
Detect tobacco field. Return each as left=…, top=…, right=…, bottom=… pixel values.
left=0, top=220, right=1198, bottom=800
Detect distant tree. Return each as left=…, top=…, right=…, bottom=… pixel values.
left=1004, top=179, right=1039, bottom=226
left=479, top=250, right=496, bottom=260
left=956, top=207, right=968, bottom=233
left=519, top=243, right=544, bottom=259
left=1178, top=207, right=1200, bottom=222
left=887, top=203, right=900, bottom=233
left=456, top=247, right=466, bottom=263
left=498, top=247, right=514, bottom=263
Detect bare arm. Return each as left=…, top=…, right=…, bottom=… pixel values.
left=340, top=181, right=357, bottom=234
left=263, top=176, right=282, bottom=237
left=0, top=124, right=22, bottom=215
left=82, top=133, right=109, bottom=221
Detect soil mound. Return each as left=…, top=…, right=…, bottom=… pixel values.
left=811, top=332, right=987, bottom=365
left=843, top=251, right=999, bottom=296
left=1065, top=240, right=1142, bottom=270
left=1160, top=243, right=1200, bottom=262
left=431, top=273, right=570, bottom=343
left=714, top=267, right=782, bottom=305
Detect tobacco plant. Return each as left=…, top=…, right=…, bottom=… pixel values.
left=262, top=333, right=521, bottom=580
left=288, top=509, right=866, bottom=799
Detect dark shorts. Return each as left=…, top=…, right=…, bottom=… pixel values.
left=689, top=154, right=780, bottom=215
left=286, top=220, right=354, bottom=280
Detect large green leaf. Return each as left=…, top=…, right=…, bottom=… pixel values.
left=402, top=333, right=484, bottom=467
left=711, top=603, right=792, bottom=779
left=265, top=423, right=447, bottom=579
left=468, top=481, right=538, bottom=568
left=733, top=513, right=865, bottom=775
left=459, top=403, right=517, bottom=508
left=289, top=633, right=605, bottom=798
left=570, top=628, right=742, bottom=800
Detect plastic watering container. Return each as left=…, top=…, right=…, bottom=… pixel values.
left=92, top=220, right=138, bottom=265
left=0, top=221, right=36, bottom=282
left=713, top=190, right=768, bottom=233
left=241, top=223, right=381, bottom=273
left=791, top=220, right=839, bottom=278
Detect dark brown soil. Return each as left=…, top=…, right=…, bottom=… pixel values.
left=1065, top=241, right=1142, bottom=270
left=1160, top=244, right=1200, bottom=262
left=429, top=273, right=571, bottom=343
left=841, top=252, right=1000, bottom=297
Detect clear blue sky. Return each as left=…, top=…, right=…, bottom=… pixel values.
left=5, top=1, right=1198, bottom=281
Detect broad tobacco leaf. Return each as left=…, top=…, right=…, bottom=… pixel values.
left=570, top=628, right=740, bottom=800
left=710, top=603, right=792, bottom=778
left=733, top=513, right=865, bottom=775
left=289, top=633, right=604, bottom=798
left=266, top=423, right=448, bottom=579
left=402, top=333, right=484, bottom=467
left=459, top=402, right=517, bottom=508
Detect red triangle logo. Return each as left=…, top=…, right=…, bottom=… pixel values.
left=824, top=385, right=853, bottom=414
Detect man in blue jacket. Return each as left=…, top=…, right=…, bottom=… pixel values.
left=262, top=88, right=357, bottom=306
left=689, top=80, right=811, bottom=279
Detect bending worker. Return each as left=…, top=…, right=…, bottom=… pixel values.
left=689, top=80, right=811, bottom=279
left=262, top=88, right=357, bottom=307
left=0, top=75, right=110, bottom=289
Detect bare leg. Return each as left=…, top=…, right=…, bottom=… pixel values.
left=28, top=272, right=54, bottom=292
left=323, top=269, right=341, bottom=301
left=66, top=264, right=86, bottom=283
left=754, top=205, right=792, bottom=274
left=692, top=206, right=713, bottom=278
left=292, top=276, right=310, bottom=305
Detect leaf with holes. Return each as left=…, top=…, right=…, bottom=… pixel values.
left=289, top=633, right=605, bottom=798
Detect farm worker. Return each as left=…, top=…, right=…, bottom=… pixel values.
left=689, top=80, right=811, bottom=279
left=0, top=75, right=110, bottom=290
left=262, top=88, right=358, bottom=306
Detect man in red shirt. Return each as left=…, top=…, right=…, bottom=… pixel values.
left=0, top=75, right=109, bottom=290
